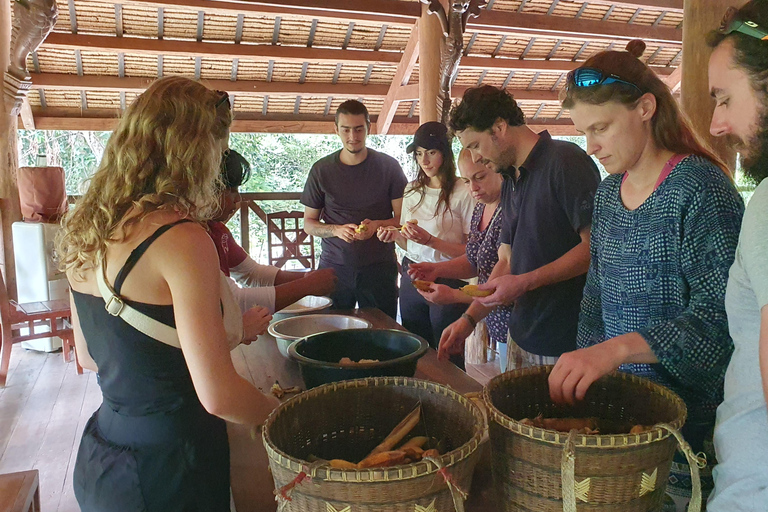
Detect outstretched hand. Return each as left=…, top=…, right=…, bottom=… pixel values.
left=418, top=283, right=461, bottom=305
left=437, top=316, right=473, bottom=361
left=304, top=267, right=337, bottom=297
left=548, top=343, right=622, bottom=405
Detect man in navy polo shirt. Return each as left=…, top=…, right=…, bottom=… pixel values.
left=438, top=85, right=600, bottom=369
left=301, top=100, right=407, bottom=319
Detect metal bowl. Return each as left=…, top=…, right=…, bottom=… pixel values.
left=268, top=314, right=372, bottom=357
left=288, top=329, right=429, bottom=389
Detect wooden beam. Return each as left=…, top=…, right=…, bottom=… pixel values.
left=122, top=0, right=420, bottom=26
left=30, top=73, right=392, bottom=97
left=32, top=110, right=578, bottom=134
left=30, top=72, right=565, bottom=102
left=395, top=84, right=561, bottom=103
left=460, top=56, right=677, bottom=76
left=468, top=8, right=681, bottom=44
left=562, top=0, right=683, bottom=13
left=19, top=98, right=35, bottom=130
left=43, top=33, right=403, bottom=65
left=377, top=20, right=419, bottom=134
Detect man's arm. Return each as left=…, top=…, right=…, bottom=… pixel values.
left=303, top=206, right=357, bottom=243
left=477, top=227, right=590, bottom=307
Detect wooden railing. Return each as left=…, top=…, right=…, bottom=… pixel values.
left=238, top=192, right=302, bottom=253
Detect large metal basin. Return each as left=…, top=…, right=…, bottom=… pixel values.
left=288, top=328, right=429, bottom=389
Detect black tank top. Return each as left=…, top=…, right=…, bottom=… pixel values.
left=71, top=220, right=201, bottom=416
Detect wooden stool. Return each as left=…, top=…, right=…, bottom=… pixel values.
left=0, top=470, right=40, bottom=512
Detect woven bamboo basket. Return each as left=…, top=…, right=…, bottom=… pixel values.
left=483, top=366, right=699, bottom=512
left=263, top=377, right=486, bottom=512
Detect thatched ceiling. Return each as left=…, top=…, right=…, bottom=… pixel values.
left=17, top=0, right=684, bottom=134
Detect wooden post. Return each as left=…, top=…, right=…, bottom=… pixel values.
left=419, top=1, right=442, bottom=124
left=681, top=0, right=740, bottom=172
left=1, top=0, right=21, bottom=301
left=1, top=0, right=58, bottom=301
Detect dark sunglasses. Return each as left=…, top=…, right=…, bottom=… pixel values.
left=214, top=89, right=230, bottom=109
left=720, top=6, right=768, bottom=40
left=566, top=67, right=643, bottom=94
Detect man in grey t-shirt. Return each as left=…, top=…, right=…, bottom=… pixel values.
left=707, top=2, right=768, bottom=510
left=301, top=100, right=407, bottom=319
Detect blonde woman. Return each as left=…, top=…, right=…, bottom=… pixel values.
left=58, top=77, right=277, bottom=512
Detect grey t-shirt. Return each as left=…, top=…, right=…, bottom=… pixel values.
left=720, top=178, right=768, bottom=423
left=710, top=179, right=768, bottom=510
left=301, top=148, right=407, bottom=267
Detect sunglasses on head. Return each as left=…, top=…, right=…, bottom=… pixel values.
left=720, top=6, right=768, bottom=40
left=566, top=67, right=643, bottom=94
left=214, top=90, right=230, bottom=109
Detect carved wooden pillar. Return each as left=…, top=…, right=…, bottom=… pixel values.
left=1, top=0, right=58, bottom=300
left=682, top=0, right=740, bottom=173
left=419, top=1, right=442, bottom=124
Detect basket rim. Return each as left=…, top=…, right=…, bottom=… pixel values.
left=482, top=365, right=687, bottom=448
left=262, top=376, right=487, bottom=482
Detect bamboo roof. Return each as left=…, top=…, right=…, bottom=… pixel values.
left=17, top=0, right=684, bottom=134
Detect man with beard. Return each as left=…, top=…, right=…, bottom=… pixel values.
left=706, top=2, right=768, bottom=510
left=301, top=100, right=407, bottom=319
left=437, top=85, right=600, bottom=368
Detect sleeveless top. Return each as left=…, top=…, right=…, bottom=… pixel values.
left=72, top=220, right=207, bottom=415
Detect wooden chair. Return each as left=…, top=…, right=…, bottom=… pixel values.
left=0, top=270, right=81, bottom=387
left=265, top=210, right=316, bottom=270
left=0, top=470, right=40, bottom=512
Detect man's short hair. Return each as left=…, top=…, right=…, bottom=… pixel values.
left=449, top=85, right=526, bottom=134
left=335, top=100, right=370, bottom=126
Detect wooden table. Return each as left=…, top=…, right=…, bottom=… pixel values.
left=228, top=308, right=495, bottom=512
left=0, top=470, right=40, bottom=512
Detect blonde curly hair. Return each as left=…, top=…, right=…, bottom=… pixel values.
left=57, top=76, right=232, bottom=277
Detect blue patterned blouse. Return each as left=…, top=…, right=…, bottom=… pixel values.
left=578, top=155, right=744, bottom=427
left=466, top=202, right=512, bottom=347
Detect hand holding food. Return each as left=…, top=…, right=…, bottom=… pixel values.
left=418, top=283, right=466, bottom=305
left=353, top=219, right=376, bottom=241
left=334, top=223, right=359, bottom=243
left=412, top=279, right=435, bottom=292
left=376, top=225, right=402, bottom=243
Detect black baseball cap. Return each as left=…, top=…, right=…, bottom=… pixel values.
left=406, top=121, right=450, bottom=154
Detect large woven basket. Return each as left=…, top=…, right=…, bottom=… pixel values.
left=483, top=366, right=695, bottom=512
left=263, top=377, right=486, bottom=512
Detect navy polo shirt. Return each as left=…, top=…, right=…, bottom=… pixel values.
left=499, top=131, right=600, bottom=356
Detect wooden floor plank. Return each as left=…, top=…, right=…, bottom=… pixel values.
left=0, top=347, right=49, bottom=462
left=57, top=370, right=100, bottom=512
left=36, top=358, right=90, bottom=512
left=0, top=352, right=65, bottom=475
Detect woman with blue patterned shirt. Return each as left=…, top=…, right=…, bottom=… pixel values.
left=549, top=40, right=744, bottom=510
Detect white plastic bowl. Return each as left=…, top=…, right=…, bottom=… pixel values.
left=268, top=314, right=372, bottom=358
left=272, top=295, right=333, bottom=321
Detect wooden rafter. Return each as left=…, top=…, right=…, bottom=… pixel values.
left=663, top=64, right=682, bottom=93
left=121, top=0, right=420, bottom=26
left=377, top=20, right=419, bottom=135
left=468, top=9, right=681, bottom=44
left=29, top=73, right=393, bottom=97
left=28, top=73, right=562, bottom=103
left=562, top=0, right=683, bottom=13
left=31, top=110, right=578, bottom=135
left=43, top=33, right=403, bottom=65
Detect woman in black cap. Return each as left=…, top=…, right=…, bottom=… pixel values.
left=378, top=121, right=475, bottom=368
